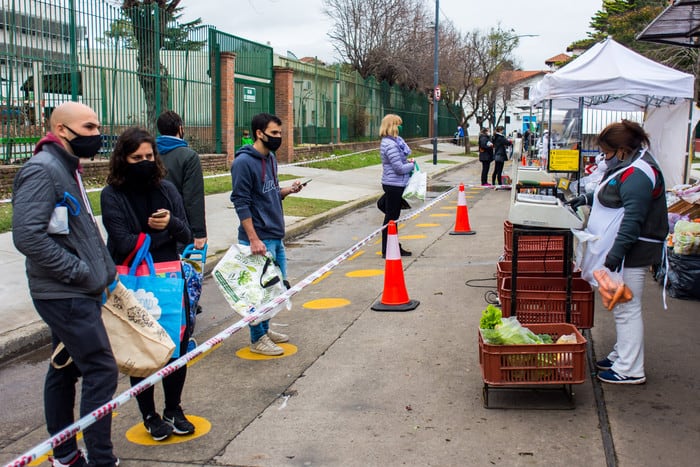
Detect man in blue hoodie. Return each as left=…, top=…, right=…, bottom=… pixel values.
left=230, top=113, right=303, bottom=356
left=156, top=110, right=207, bottom=251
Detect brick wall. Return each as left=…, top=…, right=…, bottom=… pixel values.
left=273, top=67, right=294, bottom=163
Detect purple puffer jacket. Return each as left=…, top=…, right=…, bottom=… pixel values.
left=380, top=136, right=414, bottom=187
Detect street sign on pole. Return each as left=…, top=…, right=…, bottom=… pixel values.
left=434, top=86, right=441, bottom=102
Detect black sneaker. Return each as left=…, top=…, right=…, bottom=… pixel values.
left=144, top=413, right=173, bottom=441
left=399, top=247, right=412, bottom=257
left=163, top=406, right=195, bottom=435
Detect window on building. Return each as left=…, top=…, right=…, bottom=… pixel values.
left=523, top=86, right=530, bottom=100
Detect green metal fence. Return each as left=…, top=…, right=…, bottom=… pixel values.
left=0, top=0, right=213, bottom=162
left=275, top=56, right=459, bottom=145
left=208, top=29, right=273, bottom=153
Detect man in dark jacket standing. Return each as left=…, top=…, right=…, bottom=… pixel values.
left=230, top=113, right=304, bottom=356
left=12, top=102, right=119, bottom=467
left=156, top=110, right=207, bottom=251
left=491, top=126, right=512, bottom=186
left=478, top=127, right=494, bottom=186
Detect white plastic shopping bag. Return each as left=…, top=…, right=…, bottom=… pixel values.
left=212, top=244, right=291, bottom=325
left=402, top=162, right=427, bottom=200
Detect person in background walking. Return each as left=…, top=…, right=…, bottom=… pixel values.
left=478, top=127, right=494, bottom=186
left=230, top=113, right=303, bottom=356
left=12, top=101, right=119, bottom=467
left=101, top=127, right=195, bottom=441
left=491, top=126, right=511, bottom=186
left=379, top=113, right=414, bottom=257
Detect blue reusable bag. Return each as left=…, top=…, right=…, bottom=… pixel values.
left=117, top=234, right=186, bottom=358
left=181, top=243, right=208, bottom=336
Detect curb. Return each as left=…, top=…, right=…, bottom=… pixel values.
left=0, top=159, right=473, bottom=365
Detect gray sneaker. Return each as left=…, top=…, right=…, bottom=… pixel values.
left=267, top=329, right=289, bottom=343
left=250, top=334, right=284, bottom=356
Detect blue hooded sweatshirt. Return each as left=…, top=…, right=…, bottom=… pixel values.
left=230, top=145, right=285, bottom=241
left=156, top=135, right=188, bottom=154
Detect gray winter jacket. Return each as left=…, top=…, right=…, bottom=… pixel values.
left=12, top=140, right=116, bottom=300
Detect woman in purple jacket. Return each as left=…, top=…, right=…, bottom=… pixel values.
left=378, top=114, right=414, bottom=257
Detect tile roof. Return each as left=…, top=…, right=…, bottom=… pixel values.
left=545, top=53, right=572, bottom=64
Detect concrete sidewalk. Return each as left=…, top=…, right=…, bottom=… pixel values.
left=1, top=145, right=698, bottom=467
left=0, top=142, right=469, bottom=363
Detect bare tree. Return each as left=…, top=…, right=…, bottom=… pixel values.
left=440, top=26, right=519, bottom=152
left=323, top=0, right=433, bottom=89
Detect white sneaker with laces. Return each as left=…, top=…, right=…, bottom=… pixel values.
left=267, top=329, right=289, bottom=343
left=250, top=334, right=284, bottom=356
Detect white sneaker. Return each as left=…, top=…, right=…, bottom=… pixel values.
left=250, top=334, right=284, bottom=356
left=267, top=329, right=289, bottom=343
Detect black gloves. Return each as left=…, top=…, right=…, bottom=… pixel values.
left=566, top=194, right=588, bottom=209
left=604, top=257, right=622, bottom=273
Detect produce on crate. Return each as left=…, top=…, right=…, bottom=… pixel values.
left=593, top=268, right=632, bottom=311
left=479, top=306, right=552, bottom=345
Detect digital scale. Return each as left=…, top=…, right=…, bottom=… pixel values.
left=508, top=166, right=584, bottom=229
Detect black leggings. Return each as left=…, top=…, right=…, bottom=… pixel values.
left=480, top=161, right=492, bottom=185
left=492, top=161, right=504, bottom=185
left=130, top=337, right=188, bottom=418
left=381, top=184, right=404, bottom=255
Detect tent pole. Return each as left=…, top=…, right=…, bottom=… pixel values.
left=684, top=98, right=693, bottom=184
left=577, top=97, right=584, bottom=195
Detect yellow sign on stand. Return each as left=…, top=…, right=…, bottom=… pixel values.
left=549, top=149, right=580, bottom=172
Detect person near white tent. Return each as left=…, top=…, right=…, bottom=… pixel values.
left=568, top=120, right=668, bottom=385
left=536, top=130, right=549, bottom=167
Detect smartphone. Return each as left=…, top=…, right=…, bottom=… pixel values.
left=152, top=210, right=168, bottom=218
left=302, top=179, right=312, bottom=186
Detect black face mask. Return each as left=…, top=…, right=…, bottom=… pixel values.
left=125, top=160, right=158, bottom=188
left=262, top=132, right=282, bottom=152
left=64, top=125, right=102, bottom=158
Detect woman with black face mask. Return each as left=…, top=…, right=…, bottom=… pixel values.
left=100, top=127, right=196, bottom=441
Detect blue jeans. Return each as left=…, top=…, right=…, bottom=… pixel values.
left=239, top=238, right=287, bottom=343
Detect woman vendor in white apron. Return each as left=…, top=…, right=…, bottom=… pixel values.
left=568, top=120, right=668, bottom=385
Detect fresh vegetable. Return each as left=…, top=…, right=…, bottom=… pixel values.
left=593, top=268, right=633, bottom=311
left=480, top=317, right=547, bottom=345
left=479, top=304, right=503, bottom=330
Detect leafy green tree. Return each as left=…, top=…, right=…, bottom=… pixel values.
left=119, top=0, right=204, bottom=128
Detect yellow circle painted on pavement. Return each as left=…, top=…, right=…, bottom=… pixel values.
left=416, top=223, right=440, bottom=227
left=236, top=343, right=298, bottom=360
left=399, top=234, right=426, bottom=240
left=125, top=415, right=211, bottom=446
left=430, top=213, right=451, bottom=217
left=346, top=269, right=383, bottom=278
left=303, top=298, right=351, bottom=309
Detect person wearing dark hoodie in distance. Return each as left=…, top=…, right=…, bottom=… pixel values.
left=155, top=110, right=207, bottom=252
left=230, top=113, right=304, bottom=356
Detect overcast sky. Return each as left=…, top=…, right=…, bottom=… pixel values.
left=179, top=0, right=603, bottom=71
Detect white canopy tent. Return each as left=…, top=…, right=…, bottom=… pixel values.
left=530, top=37, right=695, bottom=187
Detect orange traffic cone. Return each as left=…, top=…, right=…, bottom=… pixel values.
left=449, top=183, right=476, bottom=235
left=521, top=154, right=527, bottom=166
left=372, top=221, right=420, bottom=312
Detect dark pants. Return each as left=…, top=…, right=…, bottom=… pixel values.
left=381, top=184, right=404, bottom=255
left=34, top=297, right=118, bottom=466
left=492, top=161, right=505, bottom=185
left=130, top=337, right=188, bottom=418
left=480, top=161, right=492, bottom=185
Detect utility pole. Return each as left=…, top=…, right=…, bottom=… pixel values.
left=432, top=0, right=439, bottom=165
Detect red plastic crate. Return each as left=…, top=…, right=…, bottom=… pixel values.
left=503, top=221, right=565, bottom=260
left=496, top=260, right=579, bottom=286
left=479, top=323, right=587, bottom=386
left=498, top=276, right=594, bottom=329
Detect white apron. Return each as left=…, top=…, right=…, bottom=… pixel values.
left=575, top=150, right=657, bottom=286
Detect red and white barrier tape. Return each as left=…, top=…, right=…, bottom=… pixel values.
left=4, top=186, right=456, bottom=467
